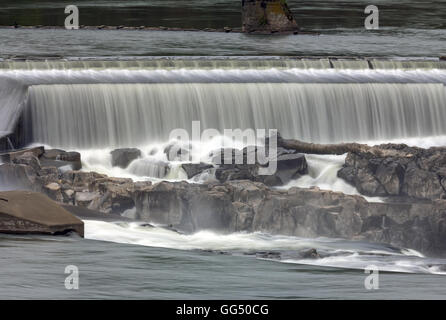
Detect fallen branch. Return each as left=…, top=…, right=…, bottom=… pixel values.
left=278, top=136, right=411, bottom=158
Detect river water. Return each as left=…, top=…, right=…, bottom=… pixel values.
left=1, top=224, right=446, bottom=300
left=1, top=1, right=446, bottom=300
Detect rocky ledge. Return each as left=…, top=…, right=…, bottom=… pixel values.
left=0, top=191, right=84, bottom=237
left=1, top=144, right=446, bottom=254
left=338, top=144, right=446, bottom=201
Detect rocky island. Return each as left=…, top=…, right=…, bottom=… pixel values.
left=2, top=134, right=446, bottom=254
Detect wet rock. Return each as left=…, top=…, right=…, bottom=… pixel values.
left=0, top=146, right=44, bottom=163
left=338, top=144, right=446, bottom=200
left=181, top=163, right=214, bottom=179
left=110, top=148, right=141, bottom=169
left=164, top=143, right=189, bottom=161
left=212, top=146, right=307, bottom=186
left=0, top=162, right=38, bottom=191
left=44, top=182, right=63, bottom=202
left=75, top=191, right=102, bottom=208
left=12, top=152, right=41, bottom=172
left=299, top=248, right=320, bottom=259
left=242, top=0, right=299, bottom=34
left=134, top=179, right=446, bottom=254
left=0, top=191, right=84, bottom=237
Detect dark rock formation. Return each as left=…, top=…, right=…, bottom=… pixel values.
left=3, top=146, right=446, bottom=254
left=164, top=143, right=189, bottom=161
left=0, top=148, right=151, bottom=214
left=0, top=191, right=84, bottom=237
left=134, top=180, right=446, bottom=254
left=181, top=163, right=214, bottom=179
left=0, top=146, right=44, bottom=163
left=110, top=148, right=141, bottom=169
left=41, top=149, right=82, bottom=170
left=338, top=144, right=446, bottom=200
left=212, top=146, right=308, bottom=186
left=242, top=0, right=299, bottom=34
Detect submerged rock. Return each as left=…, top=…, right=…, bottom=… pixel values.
left=0, top=191, right=84, bottom=237
left=110, top=148, right=141, bottom=169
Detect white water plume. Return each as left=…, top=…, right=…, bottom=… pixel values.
left=84, top=220, right=446, bottom=275
left=23, top=82, right=446, bottom=148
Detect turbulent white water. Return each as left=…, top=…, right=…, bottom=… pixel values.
left=84, top=220, right=446, bottom=275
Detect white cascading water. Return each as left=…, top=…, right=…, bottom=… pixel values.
left=2, top=61, right=446, bottom=273
left=24, top=82, right=446, bottom=148
left=84, top=220, right=446, bottom=275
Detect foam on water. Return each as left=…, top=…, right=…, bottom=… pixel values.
left=84, top=220, right=446, bottom=275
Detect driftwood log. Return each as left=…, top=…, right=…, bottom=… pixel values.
left=277, top=136, right=413, bottom=158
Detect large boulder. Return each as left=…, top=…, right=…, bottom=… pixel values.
left=0, top=191, right=84, bottom=237
left=338, top=144, right=446, bottom=200
left=110, top=148, right=142, bottom=169
left=41, top=149, right=82, bottom=171
left=242, top=0, right=299, bottom=34
left=212, top=146, right=307, bottom=186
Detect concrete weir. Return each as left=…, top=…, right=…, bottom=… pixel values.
left=0, top=191, right=84, bottom=237
left=242, top=0, right=299, bottom=34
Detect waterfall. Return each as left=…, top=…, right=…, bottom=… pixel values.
left=0, top=77, right=28, bottom=137
left=1, top=62, right=446, bottom=150
left=23, top=82, right=446, bottom=149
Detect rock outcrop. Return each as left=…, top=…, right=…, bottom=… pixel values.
left=242, top=0, right=299, bottom=34
left=203, top=146, right=308, bottom=186
left=0, top=191, right=84, bottom=237
left=0, top=149, right=151, bottom=213
left=133, top=179, right=446, bottom=254
left=338, top=144, right=446, bottom=201
left=110, top=148, right=142, bottom=169
left=3, top=145, right=446, bottom=254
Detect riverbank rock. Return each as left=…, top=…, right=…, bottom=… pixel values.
left=242, top=0, right=299, bottom=34
left=212, top=146, right=308, bottom=186
left=338, top=144, right=446, bottom=200
left=111, top=148, right=142, bottom=168
left=134, top=179, right=446, bottom=254
left=0, top=191, right=84, bottom=237
left=0, top=147, right=151, bottom=214
left=41, top=149, right=82, bottom=171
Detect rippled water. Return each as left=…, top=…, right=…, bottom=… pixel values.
left=1, top=28, right=445, bottom=58
left=1, top=226, right=446, bottom=300
left=1, top=0, right=445, bottom=29
left=0, top=1, right=445, bottom=58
